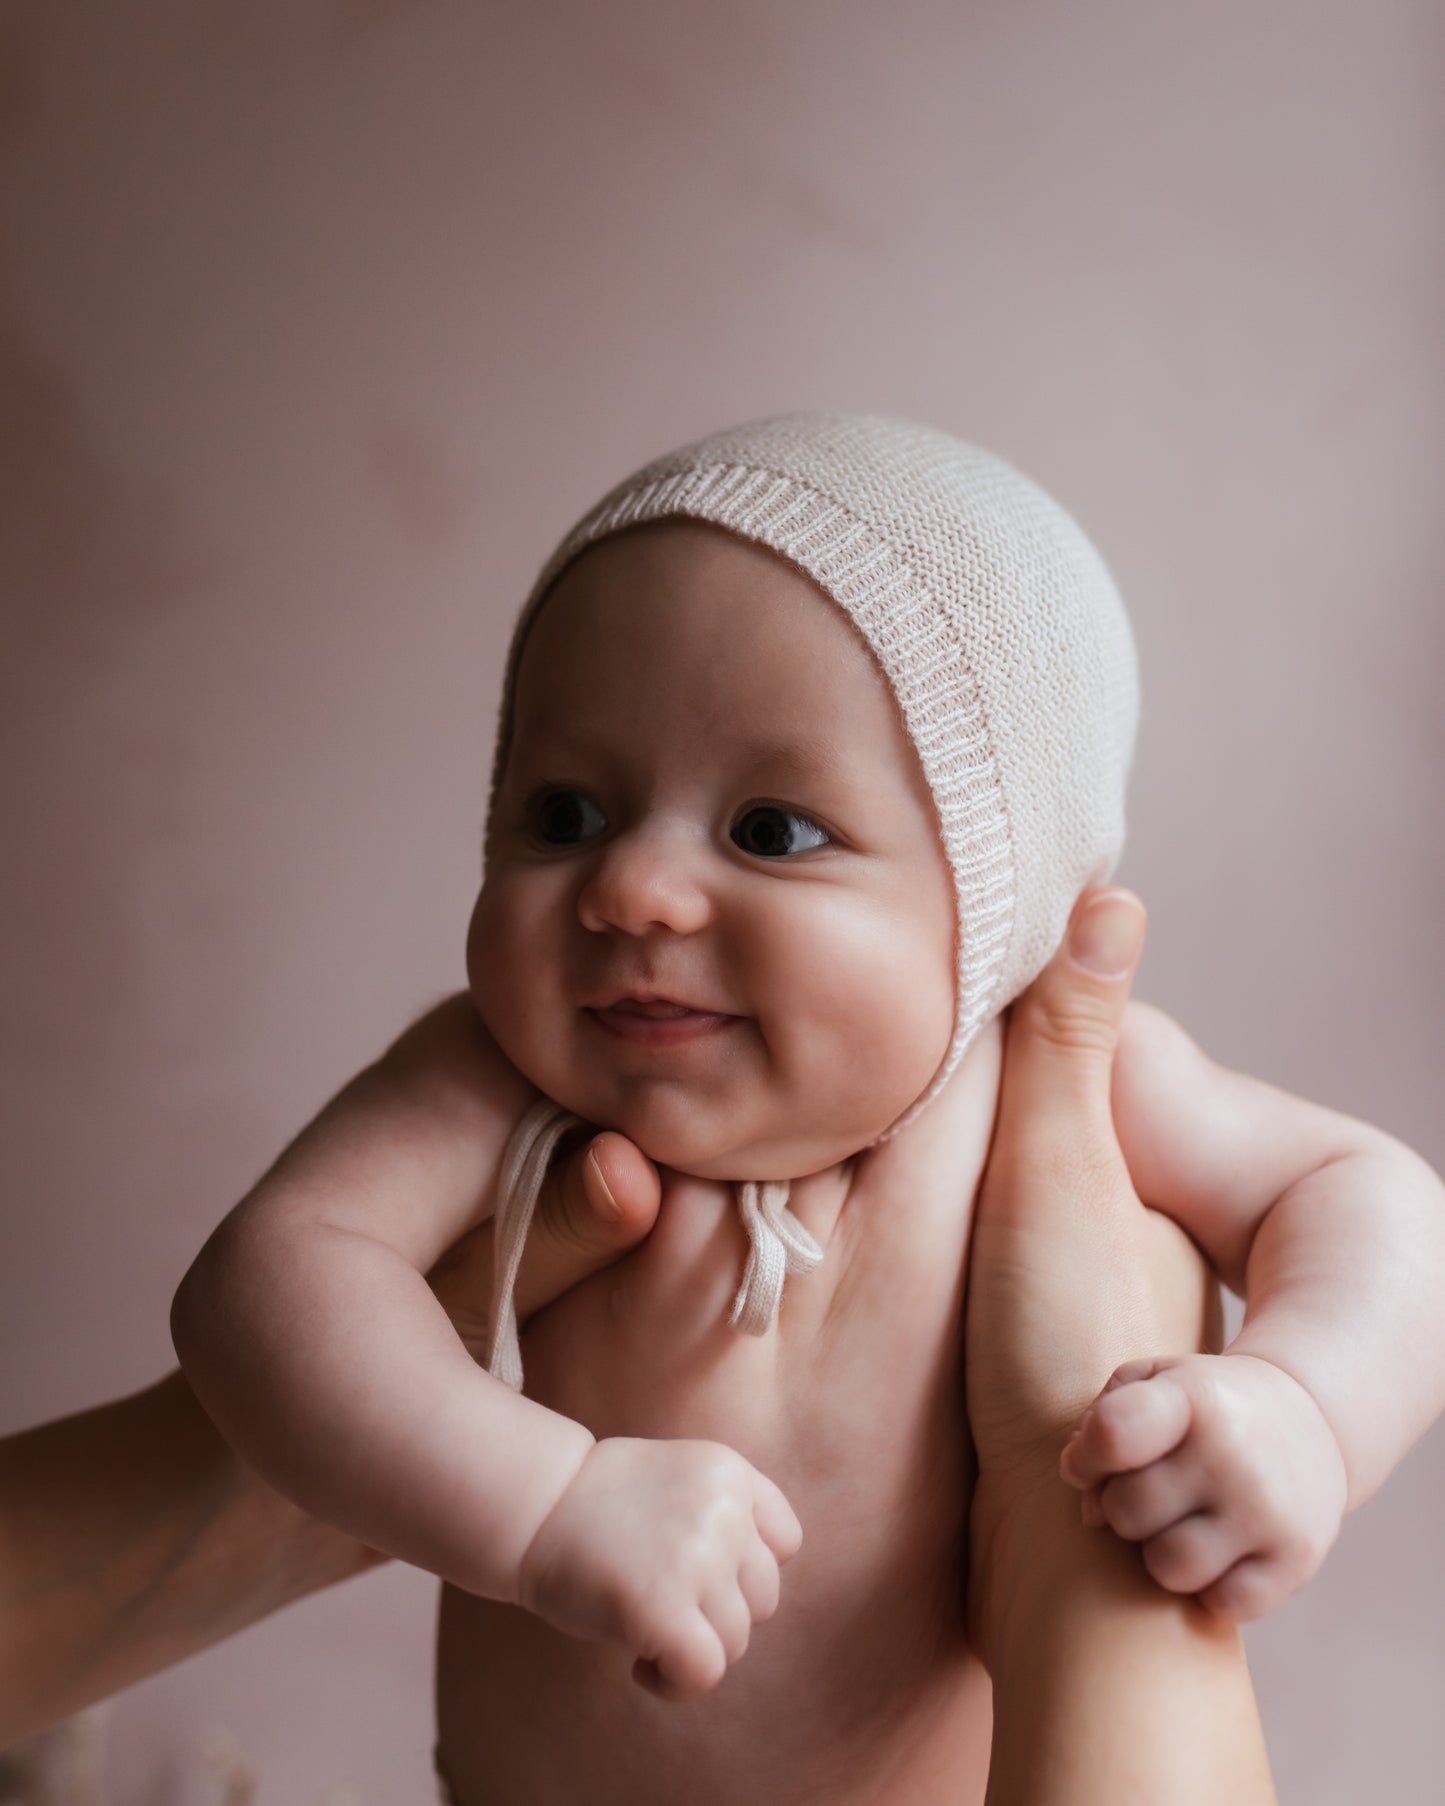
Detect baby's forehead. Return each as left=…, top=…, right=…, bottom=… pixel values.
left=519, top=520, right=893, bottom=711
left=541, top=518, right=830, bottom=623
left=509, top=530, right=925, bottom=801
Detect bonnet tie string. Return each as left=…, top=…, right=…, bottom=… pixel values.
left=727, top=1179, right=823, bottom=1337
left=484, top=1098, right=823, bottom=1391
left=483, top=1097, right=582, bottom=1392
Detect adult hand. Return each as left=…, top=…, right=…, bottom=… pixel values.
left=963, top=888, right=1276, bottom=1804
left=964, top=887, right=1220, bottom=1656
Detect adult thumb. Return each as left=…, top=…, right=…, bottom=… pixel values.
left=997, top=888, right=1147, bottom=1140
left=518, top=1131, right=661, bottom=1320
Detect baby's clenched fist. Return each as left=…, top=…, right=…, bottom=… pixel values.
left=1059, top=1351, right=1348, bottom=1620
left=515, top=1437, right=802, bottom=1699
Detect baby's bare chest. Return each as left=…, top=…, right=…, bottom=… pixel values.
left=436, top=1028, right=1002, bottom=1806
left=436, top=1291, right=984, bottom=1806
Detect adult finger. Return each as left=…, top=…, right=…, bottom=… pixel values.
left=995, top=887, right=1147, bottom=1157
left=517, top=1131, right=662, bottom=1322
left=965, top=887, right=1156, bottom=1459
left=427, top=1130, right=661, bottom=1355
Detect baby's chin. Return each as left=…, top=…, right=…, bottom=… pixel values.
left=536, top=1068, right=860, bottom=1183
left=630, top=1131, right=855, bottom=1185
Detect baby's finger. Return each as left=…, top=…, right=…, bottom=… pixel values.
left=636, top=1608, right=728, bottom=1702
left=736, top=1542, right=782, bottom=1624
left=1097, top=1452, right=1208, bottom=1543
left=702, top=1580, right=753, bottom=1664
left=1196, top=1555, right=1288, bottom=1623
left=1079, top=1486, right=1106, bottom=1529
left=1140, top=1512, right=1243, bottom=1597
left=1099, top=1356, right=1176, bottom=1394
left=1060, top=1375, right=1192, bottom=1489
left=751, top=1471, right=803, bottom=1563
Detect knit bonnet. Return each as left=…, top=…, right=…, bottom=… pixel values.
left=481, top=412, right=1139, bottom=1388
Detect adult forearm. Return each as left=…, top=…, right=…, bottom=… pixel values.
left=1229, top=1134, right=1445, bottom=1511
left=0, top=1371, right=375, bottom=1748
left=979, top=1490, right=1276, bottom=1806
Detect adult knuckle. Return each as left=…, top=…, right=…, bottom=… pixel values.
left=1013, top=1135, right=1124, bottom=1219
left=1020, top=993, right=1118, bottom=1061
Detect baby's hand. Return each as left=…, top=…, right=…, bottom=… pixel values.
left=1059, top=1352, right=1348, bottom=1620
left=516, top=1437, right=802, bottom=1700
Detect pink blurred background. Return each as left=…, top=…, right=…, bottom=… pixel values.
left=2, top=2, right=1441, bottom=1800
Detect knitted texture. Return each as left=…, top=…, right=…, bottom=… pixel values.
left=484, top=412, right=1139, bottom=1141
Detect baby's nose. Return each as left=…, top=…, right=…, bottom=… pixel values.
left=575, top=824, right=714, bottom=938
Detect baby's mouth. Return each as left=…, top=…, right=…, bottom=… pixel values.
left=588, top=997, right=741, bottom=1045
left=608, top=999, right=701, bottom=1019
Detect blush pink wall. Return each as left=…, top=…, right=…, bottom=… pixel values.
left=2, top=2, right=1441, bottom=1799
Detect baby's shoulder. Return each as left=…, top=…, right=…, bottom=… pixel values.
left=1112, top=996, right=1312, bottom=1143
left=319, top=995, right=543, bottom=1225
left=1105, top=996, right=1221, bottom=1177
left=375, top=993, right=537, bottom=1122
left=1112, top=999, right=1210, bottom=1106
left=1109, top=997, right=1385, bottom=1286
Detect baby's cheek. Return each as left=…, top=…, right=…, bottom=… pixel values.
left=854, top=995, right=954, bottom=1129
left=465, top=897, right=506, bottom=1027
left=466, top=886, right=548, bottom=1053
left=770, top=905, right=952, bottom=1134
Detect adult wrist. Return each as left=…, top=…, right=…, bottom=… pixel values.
left=970, top=1457, right=1196, bottom=1676
left=969, top=1468, right=1103, bottom=1673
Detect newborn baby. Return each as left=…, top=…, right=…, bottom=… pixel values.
left=173, top=416, right=1445, bottom=1806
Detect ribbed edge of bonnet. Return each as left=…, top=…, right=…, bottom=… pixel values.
left=487, top=458, right=1018, bottom=1134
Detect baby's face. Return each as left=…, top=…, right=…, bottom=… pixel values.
left=469, top=520, right=955, bottom=1181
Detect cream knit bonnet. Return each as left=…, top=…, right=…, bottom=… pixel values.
left=482, top=412, right=1139, bottom=1389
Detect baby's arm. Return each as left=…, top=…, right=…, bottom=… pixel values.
left=1060, top=1000, right=1445, bottom=1619
left=172, top=996, right=799, bottom=1697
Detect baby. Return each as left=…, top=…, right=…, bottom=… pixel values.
left=173, top=415, right=1445, bottom=1806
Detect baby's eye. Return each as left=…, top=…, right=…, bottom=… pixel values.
left=528, top=788, right=607, bottom=847
left=731, top=803, right=831, bottom=859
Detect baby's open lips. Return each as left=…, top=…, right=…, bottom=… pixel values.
left=585, top=989, right=740, bottom=1018
left=585, top=993, right=745, bottom=1047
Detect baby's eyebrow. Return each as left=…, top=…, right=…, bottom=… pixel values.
left=738, top=736, right=851, bottom=786
left=514, top=723, right=853, bottom=790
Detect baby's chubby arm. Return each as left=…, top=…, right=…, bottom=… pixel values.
left=1060, top=1000, right=1445, bottom=1619
left=171, top=996, right=799, bottom=1698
